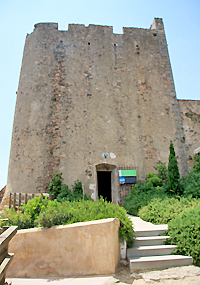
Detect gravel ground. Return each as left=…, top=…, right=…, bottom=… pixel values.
left=7, top=265, right=200, bottom=285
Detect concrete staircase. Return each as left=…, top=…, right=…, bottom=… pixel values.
left=128, top=216, right=193, bottom=272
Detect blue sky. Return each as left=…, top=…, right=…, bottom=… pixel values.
left=0, top=0, right=199, bottom=189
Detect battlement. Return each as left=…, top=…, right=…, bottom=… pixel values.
left=34, top=22, right=58, bottom=30
left=33, top=18, right=164, bottom=35
left=151, top=18, right=164, bottom=31
left=68, top=23, right=113, bottom=34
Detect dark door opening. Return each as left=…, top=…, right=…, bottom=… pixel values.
left=97, top=171, right=112, bottom=202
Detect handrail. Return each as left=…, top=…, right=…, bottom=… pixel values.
left=0, top=226, right=18, bottom=252
left=0, top=226, right=17, bottom=284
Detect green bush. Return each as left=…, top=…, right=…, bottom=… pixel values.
left=146, top=172, right=162, bottom=187
left=123, top=160, right=169, bottom=216
left=180, top=154, right=200, bottom=198
left=181, top=172, right=200, bottom=198
left=36, top=198, right=135, bottom=247
left=191, top=154, right=200, bottom=173
left=57, top=180, right=92, bottom=202
left=0, top=195, right=48, bottom=229
left=138, top=197, right=200, bottom=225
left=153, top=160, right=168, bottom=184
left=1, top=196, right=135, bottom=248
left=20, top=195, right=49, bottom=223
left=35, top=200, right=72, bottom=228
left=166, top=207, right=200, bottom=266
left=48, top=174, right=91, bottom=202
left=0, top=208, right=32, bottom=230
left=123, top=181, right=167, bottom=216
left=48, top=173, right=63, bottom=199
left=56, top=184, right=73, bottom=202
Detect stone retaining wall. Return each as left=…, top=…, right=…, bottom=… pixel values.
left=7, top=218, right=120, bottom=278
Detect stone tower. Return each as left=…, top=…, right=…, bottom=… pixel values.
left=6, top=18, right=195, bottom=204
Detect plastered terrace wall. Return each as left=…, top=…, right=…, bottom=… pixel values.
left=178, top=100, right=200, bottom=169
left=6, top=18, right=188, bottom=203
left=7, top=218, right=120, bottom=278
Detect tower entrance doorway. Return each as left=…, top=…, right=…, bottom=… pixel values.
left=97, top=171, right=112, bottom=202
left=95, top=163, right=118, bottom=204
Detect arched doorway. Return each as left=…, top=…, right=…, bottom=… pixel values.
left=95, top=163, right=118, bottom=204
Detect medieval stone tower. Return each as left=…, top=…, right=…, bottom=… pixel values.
left=5, top=18, right=200, bottom=204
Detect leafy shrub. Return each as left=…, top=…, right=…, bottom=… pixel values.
left=36, top=198, right=135, bottom=247
left=0, top=208, right=32, bottom=229
left=180, top=154, right=200, bottom=198
left=181, top=172, right=200, bottom=198
left=56, top=180, right=92, bottom=202
left=191, top=154, right=200, bottom=173
left=123, top=181, right=167, bottom=216
left=153, top=160, right=168, bottom=184
left=71, top=180, right=92, bottom=201
left=48, top=173, right=63, bottom=199
left=0, top=195, right=48, bottom=228
left=72, top=180, right=83, bottom=196
left=20, top=195, right=49, bottom=224
left=48, top=174, right=91, bottom=202
left=139, top=197, right=200, bottom=225
left=146, top=172, right=162, bottom=187
left=166, top=207, right=200, bottom=266
left=123, top=159, right=170, bottom=216
left=35, top=200, right=72, bottom=228
left=56, top=184, right=73, bottom=202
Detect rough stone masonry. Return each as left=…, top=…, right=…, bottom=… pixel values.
left=5, top=18, right=200, bottom=204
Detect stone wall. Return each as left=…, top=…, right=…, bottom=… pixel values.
left=6, top=18, right=190, bottom=203
left=7, top=218, right=120, bottom=278
left=179, top=100, right=200, bottom=170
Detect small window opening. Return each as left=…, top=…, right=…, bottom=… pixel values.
left=114, top=43, right=117, bottom=47
left=88, top=42, right=90, bottom=45
left=153, top=33, right=157, bottom=37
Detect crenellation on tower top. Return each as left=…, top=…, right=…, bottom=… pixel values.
left=151, top=18, right=164, bottom=31
left=68, top=23, right=86, bottom=32
left=32, top=18, right=165, bottom=36
left=34, top=22, right=58, bottom=30
left=88, top=24, right=113, bottom=33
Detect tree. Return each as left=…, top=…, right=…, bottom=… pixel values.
left=167, top=140, right=181, bottom=195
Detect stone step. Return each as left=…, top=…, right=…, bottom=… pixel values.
left=129, top=255, right=193, bottom=272
left=134, top=236, right=170, bottom=247
left=127, top=245, right=176, bottom=258
left=135, top=225, right=168, bottom=237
